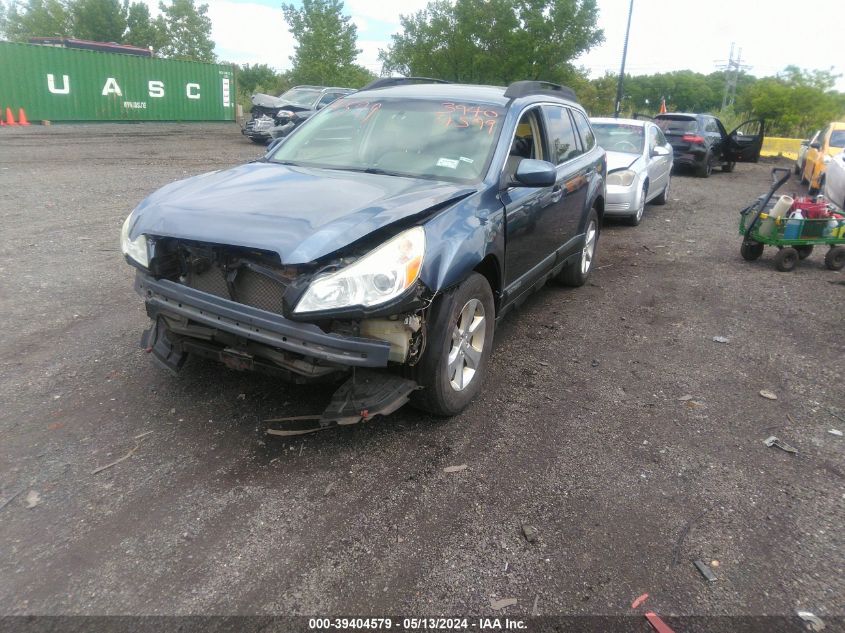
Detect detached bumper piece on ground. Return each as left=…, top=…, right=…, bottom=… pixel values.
left=739, top=167, right=845, bottom=271
left=266, top=370, right=419, bottom=436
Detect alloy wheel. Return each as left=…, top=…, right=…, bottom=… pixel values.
left=447, top=298, right=487, bottom=391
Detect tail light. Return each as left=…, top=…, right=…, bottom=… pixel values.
left=682, top=134, right=705, bottom=144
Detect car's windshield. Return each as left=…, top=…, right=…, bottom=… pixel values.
left=655, top=117, right=697, bottom=134
left=269, top=97, right=507, bottom=182
left=829, top=130, right=845, bottom=148
left=278, top=88, right=322, bottom=107
left=592, top=123, right=645, bottom=154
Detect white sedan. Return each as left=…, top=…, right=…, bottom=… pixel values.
left=590, top=117, right=674, bottom=225
left=823, top=150, right=845, bottom=210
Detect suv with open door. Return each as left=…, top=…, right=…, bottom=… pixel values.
left=653, top=113, right=764, bottom=178
left=122, top=78, right=607, bottom=432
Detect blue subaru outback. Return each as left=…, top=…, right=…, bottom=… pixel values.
left=122, top=78, right=606, bottom=428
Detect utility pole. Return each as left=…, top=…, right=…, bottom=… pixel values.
left=614, top=0, right=634, bottom=118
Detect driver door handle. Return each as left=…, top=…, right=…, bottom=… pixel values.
left=551, top=185, right=564, bottom=203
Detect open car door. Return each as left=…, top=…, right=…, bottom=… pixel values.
left=727, top=119, right=765, bottom=163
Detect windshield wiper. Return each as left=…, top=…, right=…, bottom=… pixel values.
left=324, top=166, right=407, bottom=177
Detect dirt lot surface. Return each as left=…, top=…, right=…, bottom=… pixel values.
left=1, top=124, right=843, bottom=630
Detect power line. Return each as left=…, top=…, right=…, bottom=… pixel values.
left=716, top=43, right=751, bottom=109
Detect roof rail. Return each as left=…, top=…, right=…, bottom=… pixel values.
left=504, top=81, right=578, bottom=103
left=361, top=76, right=451, bottom=91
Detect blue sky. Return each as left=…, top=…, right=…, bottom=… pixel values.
left=182, top=0, right=845, bottom=91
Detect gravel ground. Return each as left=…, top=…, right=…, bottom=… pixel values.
left=0, top=124, right=843, bottom=631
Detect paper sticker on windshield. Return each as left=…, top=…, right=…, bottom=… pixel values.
left=459, top=156, right=474, bottom=164
left=437, top=158, right=459, bottom=169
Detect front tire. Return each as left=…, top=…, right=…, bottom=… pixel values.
left=411, top=273, right=495, bottom=416
left=722, top=161, right=736, bottom=173
left=774, top=247, right=799, bottom=272
left=557, top=209, right=599, bottom=286
left=626, top=185, right=646, bottom=226
left=740, top=240, right=764, bottom=261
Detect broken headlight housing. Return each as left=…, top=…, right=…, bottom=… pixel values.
left=607, top=169, right=636, bottom=187
left=120, top=213, right=149, bottom=268
left=294, top=227, right=425, bottom=313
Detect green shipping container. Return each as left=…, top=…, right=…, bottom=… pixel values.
left=0, top=42, right=235, bottom=122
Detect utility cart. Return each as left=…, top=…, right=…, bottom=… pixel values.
left=739, top=167, right=845, bottom=271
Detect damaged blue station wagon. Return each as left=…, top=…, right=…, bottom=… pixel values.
left=122, top=78, right=606, bottom=430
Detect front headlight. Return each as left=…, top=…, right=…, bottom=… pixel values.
left=294, top=227, right=425, bottom=313
left=120, top=213, right=149, bottom=267
left=277, top=110, right=296, bottom=119
left=607, top=169, right=637, bottom=186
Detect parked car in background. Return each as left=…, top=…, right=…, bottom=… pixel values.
left=122, top=79, right=606, bottom=424
left=801, top=121, right=845, bottom=194
left=591, top=117, right=672, bottom=225
left=795, top=129, right=820, bottom=175
left=242, top=85, right=354, bottom=144
left=823, top=150, right=845, bottom=210
left=653, top=113, right=764, bottom=178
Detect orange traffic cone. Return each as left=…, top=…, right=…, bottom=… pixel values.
left=18, top=108, right=30, bottom=126
left=4, top=107, right=17, bottom=126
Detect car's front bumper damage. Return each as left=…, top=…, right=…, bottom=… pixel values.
left=136, top=272, right=392, bottom=370
left=135, top=271, right=421, bottom=430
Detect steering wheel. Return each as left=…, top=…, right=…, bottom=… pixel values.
left=614, top=140, right=638, bottom=152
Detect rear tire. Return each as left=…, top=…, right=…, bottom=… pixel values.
left=740, top=240, right=764, bottom=261
left=795, top=245, right=814, bottom=260
left=696, top=154, right=712, bottom=178
left=774, top=247, right=799, bottom=272
left=411, top=273, right=495, bottom=416
left=825, top=246, right=845, bottom=271
left=557, top=209, right=599, bottom=286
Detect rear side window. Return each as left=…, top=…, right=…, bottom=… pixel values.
left=542, top=105, right=583, bottom=164
left=571, top=109, right=596, bottom=151
left=704, top=119, right=720, bottom=133
left=829, top=130, right=845, bottom=148
left=655, top=117, right=698, bottom=134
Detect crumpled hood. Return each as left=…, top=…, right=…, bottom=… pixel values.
left=251, top=93, right=287, bottom=109
left=606, top=150, right=642, bottom=173
left=130, top=162, right=474, bottom=264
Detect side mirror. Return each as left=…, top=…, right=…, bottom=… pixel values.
left=512, top=159, right=557, bottom=187
left=810, top=141, right=821, bottom=150
left=651, top=145, right=670, bottom=157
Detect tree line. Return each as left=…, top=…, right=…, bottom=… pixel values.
left=0, top=0, right=215, bottom=61
left=3, top=0, right=842, bottom=136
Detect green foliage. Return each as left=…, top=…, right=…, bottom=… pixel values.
left=157, top=0, right=215, bottom=62
left=281, top=0, right=372, bottom=88
left=0, top=0, right=215, bottom=62
left=379, top=0, right=603, bottom=85
left=123, top=1, right=164, bottom=50
left=737, top=66, right=845, bottom=137
left=235, top=63, right=292, bottom=109
left=1, top=0, right=72, bottom=39
left=72, top=0, right=125, bottom=42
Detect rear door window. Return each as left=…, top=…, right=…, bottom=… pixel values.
left=570, top=109, right=596, bottom=151
left=542, top=105, right=583, bottom=164
left=829, top=130, right=845, bottom=148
